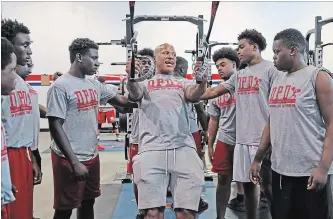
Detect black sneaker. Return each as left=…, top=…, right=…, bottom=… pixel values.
left=259, top=196, right=269, bottom=210
left=170, top=198, right=208, bottom=214
left=198, top=198, right=209, bottom=214
left=136, top=213, right=144, bottom=219
left=227, top=197, right=245, bottom=212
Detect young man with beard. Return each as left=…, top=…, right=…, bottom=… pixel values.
left=126, top=43, right=207, bottom=219
left=172, top=56, right=209, bottom=214
left=207, top=47, right=239, bottom=219
left=1, top=18, right=42, bottom=219
left=200, top=29, right=280, bottom=219
left=1, top=37, right=18, bottom=219
left=250, top=28, right=333, bottom=219
left=47, top=38, right=137, bottom=219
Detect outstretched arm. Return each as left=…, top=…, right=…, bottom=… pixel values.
left=201, top=72, right=237, bottom=100
left=185, top=82, right=207, bottom=103
left=107, top=94, right=138, bottom=108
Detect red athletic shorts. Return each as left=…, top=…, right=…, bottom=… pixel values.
left=211, top=141, right=235, bottom=175
left=192, top=131, right=202, bottom=154
left=51, top=151, right=101, bottom=210
left=98, top=111, right=107, bottom=124
left=1, top=204, right=10, bottom=219
left=127, top=144, right=139, bottom=174
left=7, top=147, right=33, bottom=219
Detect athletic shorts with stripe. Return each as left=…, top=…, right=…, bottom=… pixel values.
left=133, top=147, right=205, bottom=211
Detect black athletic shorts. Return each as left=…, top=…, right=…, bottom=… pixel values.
left=271, top=170, right=331, bottom=219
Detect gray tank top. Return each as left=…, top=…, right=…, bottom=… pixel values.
left=269, top=66, right=333, bottom=176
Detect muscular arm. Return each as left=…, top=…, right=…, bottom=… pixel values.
left=48, top=117, right=80, bottom=167
left=316, top=71, right=333, bottom=172
left=194, top=102, right=208, bottom=131
left=39, top=104, right=47, bottom=118
left=254, top=120, right=272, bottom=163
left=208, top=115, right=219, bottom=149
left=107, top=94, right=138, bottom=108
left=126, top=80, right=144, bottom=102
left=200, top=84, right=230, bottom=100
left=112, top=105, right=133, bottom=114
left=185, top=83, right=207, bottom=103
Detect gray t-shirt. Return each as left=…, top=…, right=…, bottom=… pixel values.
left=27, top=83, right=40, bottom=151
left=207, top=90, right=236, bottom=145
left=134, top=74, right=195, bottom=152
left=269, top=66, right=333, bottom=176
left=130, top=108, right=140, bottom=144
left=46, top=73, right=117, bottom=161
left=1, top=74, right=33, bottom=148
left=222, top=60, right=281, bottom=145
left=188, top=103, right=199, bottom=133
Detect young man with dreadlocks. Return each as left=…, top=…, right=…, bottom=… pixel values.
left=1, top=37, right=18, bottom=219
left=47, top=38, right=137, bottom=219
left=1, top=18, right=42, bottom=219
left=250, top=28, right=333, bottom=219
left=200, top=29, right=281, bottom=219
left=206, top=47, right=239, bottom=219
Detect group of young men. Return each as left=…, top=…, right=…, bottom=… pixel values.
left=1, top=17, right=332, bottom=219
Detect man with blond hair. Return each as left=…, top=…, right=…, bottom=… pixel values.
left=126, top=43, right=207, bottom=219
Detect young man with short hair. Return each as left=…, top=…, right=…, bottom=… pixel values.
left=200, top=29, right=280, bottom=219
left=126, top=43, right=207, bottom=219
left=207, top=47, right=239, bottom=219
left=1, top=18, right=42, bottom=219
left=47, top=38, right=137, bottom=219
left=250, top=28, right=333, bottom=219
left=1, top=37, right=18, bottom=219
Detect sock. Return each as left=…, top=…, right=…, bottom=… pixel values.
left=236, top=193, right=244, bottom=202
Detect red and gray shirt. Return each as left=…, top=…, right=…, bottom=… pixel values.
left=222, top=60, right=281, bottom=146
left=1, top=74, right=33, bottom=148
left=46, top=73, right=117, bottom=162
left=269, top=66, right=333, bottom=176
left=27, top=83, right=40, bottom=151
left=134, top=74, right=195, bottom=152
left=208, top=83, right=236, bottom=145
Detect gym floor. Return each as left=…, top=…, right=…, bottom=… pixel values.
left=36, top=132, right=271, bottom=219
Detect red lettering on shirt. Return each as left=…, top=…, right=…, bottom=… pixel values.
left=217, top=93, right=236, bottom=109
left=9, top=91, right=32, bottom=116
left=74, top=89, right=99, bottom=111
left=269, top=84, right=301, bottom=107
left=27, top=83, right=38, bottom=95
left=147, top=78, right=183, bottom=92
left=237, top=76, right=262, bottom=94
left=1, top=125, right=8, bottom=162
